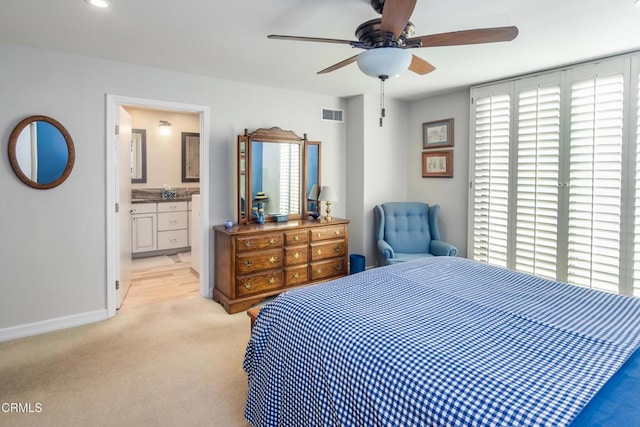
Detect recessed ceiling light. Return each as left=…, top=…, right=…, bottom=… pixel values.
left=85, top=0, right=109, bottom=8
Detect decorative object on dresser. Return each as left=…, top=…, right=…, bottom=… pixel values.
left=237, top=127, right=321, bottom=224
left=214, top=218, right=349, bottom=314
left=317, top=185, right=337, bottom=221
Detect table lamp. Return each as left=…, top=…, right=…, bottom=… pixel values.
left=318, top=186, right=337, bottom=221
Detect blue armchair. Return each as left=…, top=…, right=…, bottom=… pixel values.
left=374, top=202, right=458, bottom=266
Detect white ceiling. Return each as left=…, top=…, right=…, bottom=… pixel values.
left=1, top=0, right=639, bottom=101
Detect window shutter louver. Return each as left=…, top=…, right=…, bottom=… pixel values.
left=515, top=86, right=561, bottom=280
left=472, top=94, right=511, bottom=268
left=278, top=144, right=300, bottom=214
left=567, top=74, right=624, bottom=293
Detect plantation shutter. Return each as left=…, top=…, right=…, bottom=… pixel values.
left=514, top=82, right=561, bottom=280
left=279, top=144, right=300, bottom=214
left=567, top=73, right=624, bottom=293
left=471, top=90, right=511, bottom=267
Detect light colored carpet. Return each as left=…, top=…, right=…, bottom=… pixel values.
left=0, top=296, right=251, bottom=426
left=131, top=255, right=176, bottom=269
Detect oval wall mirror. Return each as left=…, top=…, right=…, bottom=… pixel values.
left=8, top=115, right=75, bottom=189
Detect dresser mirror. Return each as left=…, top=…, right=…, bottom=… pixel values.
left=8, top=115, right=75, bottom=189
left=305, top=141, right=321, bottom=215
left=237, top=127, right=320, bottom=224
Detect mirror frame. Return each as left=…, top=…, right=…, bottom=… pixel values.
left=181, top=131, right=200, bottom=183
left=238, top=127, right=312, bottom=224
left=8, top=115, right=75, bottom=190
left=131, top=128, right=147, bottom=184
left=304, top=140, right=322, bottom=216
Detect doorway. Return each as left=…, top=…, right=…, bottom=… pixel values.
left=105, top=95, right=211, bottom=318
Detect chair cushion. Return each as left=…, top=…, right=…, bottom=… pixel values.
left=382, top=202, right=431, bottom=254
left=386, top=252, right=434, bottom=265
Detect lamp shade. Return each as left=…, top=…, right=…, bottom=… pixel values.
left=318, top=186, right=337, bottom=202
left=308, top=184, right=318, bottom=200
left=356, top=48, right=412, bottom=79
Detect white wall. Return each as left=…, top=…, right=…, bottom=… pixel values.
left=127, top=108, right=200, bottom=190
left=0, top=43, right=346, bottom=334
left=407, top=89, right=470, bottom=257
left=346, top=94, right=408, bottom=267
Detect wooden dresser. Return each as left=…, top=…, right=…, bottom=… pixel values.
left=214, top=218, right=349, bottom=313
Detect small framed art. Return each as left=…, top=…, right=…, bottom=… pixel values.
left=422, top=151, right=453, bottom=178
left=422, top=118, right=454, bottom=149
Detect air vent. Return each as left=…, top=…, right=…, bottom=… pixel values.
left=321, top=108, right=344, bottom=123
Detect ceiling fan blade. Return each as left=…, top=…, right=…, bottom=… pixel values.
left=268, top=34, right=358, bottom=46
left=380, top=0, right=417, bottom=40
left=317, top=55, right=358, bottom=74
left=408, top=55, right=435, bottom=75
left=408, top=26, right=519, bottom=48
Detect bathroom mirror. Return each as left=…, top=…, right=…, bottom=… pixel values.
left=8, top=115, right=75, bottom=189
left=182, top=132, right=200, bottom=182
left=131, top=128, right=147, bottom=183
left=238, top=127, right=318, bottom=224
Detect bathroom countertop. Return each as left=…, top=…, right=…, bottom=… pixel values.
left=131, top=196, right=194, bottom=204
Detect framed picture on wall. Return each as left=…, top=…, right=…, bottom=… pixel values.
left=422, top=118, right=454, bottom=149
left=422, top=151, right=453, bottom=178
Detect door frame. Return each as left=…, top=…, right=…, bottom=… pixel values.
left=106, top=94, right=211, bottom=317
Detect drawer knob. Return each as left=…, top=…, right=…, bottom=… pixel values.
left=335, top=230, right=341, bottom=235
left=316, top=232, right=323, bottom=238
left=293, top=236, right=300, bottom=241
left=315, top=268, right=323, bottom=274
left=244, top=241, right=254, bottom=248
left=334, top=264, right=343, bottom=271
left=268, top=276, right=277, bottom=284
left=334, top=246, right=343, bottom=253
left=243, top=260, right=253, bottom=267
left=293, top=272, right=300, bottom=279
left=316, top=249, right=323, bottom=255
left=243, top=281, right=253, bottom=289
left=269, top=256, right=278, bottom=264
left=269, top=238, right=277, bottom=245
left=293, top=252, right=301, bottom=259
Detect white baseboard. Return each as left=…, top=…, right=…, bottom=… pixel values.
left=0, top=310, right=109, bottom=343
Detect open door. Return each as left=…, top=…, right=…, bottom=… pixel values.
left=116, top=106, right=133, bottom=308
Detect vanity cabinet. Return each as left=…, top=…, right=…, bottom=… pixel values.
left=132, top=203, right=157, bottom=253
left=132, top=200, right=191, bottom=257
left=214, top=218, right=349, bottom=314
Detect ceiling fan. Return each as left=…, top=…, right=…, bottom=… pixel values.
left=268, top=0, right=519, bottom=80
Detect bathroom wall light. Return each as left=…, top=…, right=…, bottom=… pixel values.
left=159, top=120, right=172, bottom=135
left=85, top=0, right=109, bottom=8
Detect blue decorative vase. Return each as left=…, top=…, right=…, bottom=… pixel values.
left=257, top=214, right=265, bottom=224
left=224, top=220, right=233, bottom=229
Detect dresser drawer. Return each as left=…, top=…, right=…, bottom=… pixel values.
left=285, top=230, right=308, bottom=245
left=310, top=225, right=346, bottom=242
left=310, top=240, right=346, bottom=261
left=236, top=249, right=283, bottom=275
left=310, top=258, right=347, bottom=281
left=157, top=201, right=188, bottom=212
left=158, top=229, right=188, bottom=250
left=284, top=246, right=308, bottom=266
left=236, top=233, right=284, bottom=252
left=285, top=266, right=308, bottom=287
left=157, top=211, right=188, bottom=231
left=236, top=271, right=283, bottom=297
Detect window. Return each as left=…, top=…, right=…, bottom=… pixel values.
left=470, top=55, right=636, bottom=295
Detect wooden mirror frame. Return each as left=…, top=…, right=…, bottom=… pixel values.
left=238, top=127, right=320, bottom=224
left=8, top=115, right=75, bottom=190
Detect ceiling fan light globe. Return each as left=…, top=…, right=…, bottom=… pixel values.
left=356, top=48, right=412, bottom=79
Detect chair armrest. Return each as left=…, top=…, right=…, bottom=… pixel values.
left=377, top=239, right=395, bottom=261
left=430, top=240, right=458, bottom=257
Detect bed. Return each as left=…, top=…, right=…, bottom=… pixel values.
left=243, top=257, right=640, bottom=426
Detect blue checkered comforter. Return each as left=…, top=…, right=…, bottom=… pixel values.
left=243, top=257, right=640, bottom=427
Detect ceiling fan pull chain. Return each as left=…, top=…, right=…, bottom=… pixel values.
left=380, top=75, right=387, bottom=127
